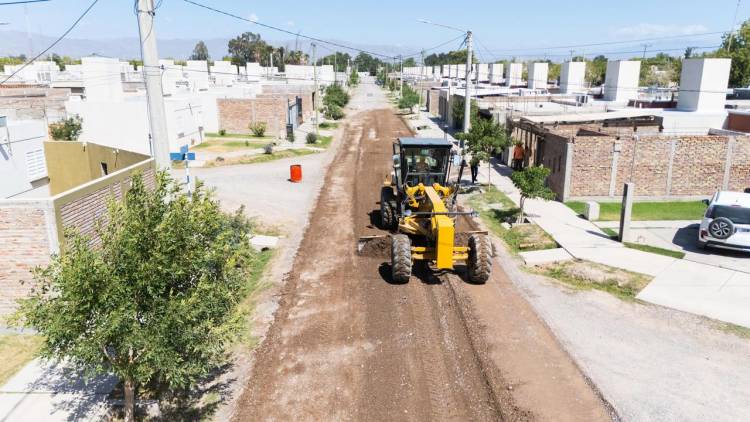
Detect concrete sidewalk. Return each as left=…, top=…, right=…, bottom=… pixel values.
left=475, top=163, right=750, bottom=328
left=408, top=107, right=750, bottom=328
left=0, top=359, right=117, bottom=421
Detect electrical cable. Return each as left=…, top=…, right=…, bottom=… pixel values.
left=0, top=0, right=50, bottom=5
left=181, top=0, right=396, bottom=59
left=0, top=0, right=100, bottom=85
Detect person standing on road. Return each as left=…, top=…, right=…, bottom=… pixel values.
left=512, top=142, right=525, bottom=171
left=470, top=156, right=480, bottom=185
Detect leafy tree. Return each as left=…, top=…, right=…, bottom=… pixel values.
left=451, top=97, right=479, bottom=129
left=323, top=83, right=349, bottom=108
left=316, top=51, right=351, bottom=72
left=424, top=49, right=477, bottom=66
left=548, top=61, right=561, bottom=83
left=585, top=55, right=608, bottom=86
left=49, top=116, right=83, bottom=141
left=16, top=173, right=255, bottom=422
left=714, top=19, right=750, bottom=87
left=324, top=103, right=344, bottom=120
left=353, top=52, right=385, bottom=75
left=456, top=118, right=510, bottom=185
left=510, top=166, right=555, bottom=223
left=398, top=84, right=420, bottom=111
left=190, top=40, right=210, bottom=61
left=402, top=57, right=416, bottom=67
left=286, top=50, right=309, bottom=65
left=0, top=55, right=25, bottom=72
left=349, top=70, right=359, bottom=86
left=228, top=31, right=266, bottom=66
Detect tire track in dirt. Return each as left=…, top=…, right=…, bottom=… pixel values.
left=233, top=85, right=611, bottom=421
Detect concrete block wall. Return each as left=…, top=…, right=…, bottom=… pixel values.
left=476, top=63, right=489, bottom=82
left=82, top=56, right=123, bottom=101
left=677, top=58, right=732, bottom=112
left=186, top=60, right=209, bottom=91
left=427, top=89, right=440, bottom=115
left=528, top=62, right=549, bottom=90
left=218, top=98, right=287, bottom=137
left=560, top=61, right=586, bottom=94
left=603, top=60, right=641, bottom=103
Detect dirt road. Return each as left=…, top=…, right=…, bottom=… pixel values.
left=233, top=84, right=613, bottom=421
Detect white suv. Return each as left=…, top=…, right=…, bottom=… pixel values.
left=698, top=191, right=750, bottom=251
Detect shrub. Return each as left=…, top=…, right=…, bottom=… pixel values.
left=306, top=132, right=318, bottom=144
left=324, top=104, right=344, bottom=120
left=323, top=84, right=349, bottom=108
left=263, top=143, right=274, bottom=154
left=218, top=129, right=227, bottom=136
left=249, top=122, right=267, bottom=137
left=49, top=116, right=83, bottom=141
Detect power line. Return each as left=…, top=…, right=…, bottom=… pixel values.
left=402, top=34, right=467, bottom=58
left=481, top=31, right=727, bottom=53
left=180, top=0, right=396, bottom=59
left=0, top=0, right=50, bottom=5
left=0, top=0, right=100, bottom=85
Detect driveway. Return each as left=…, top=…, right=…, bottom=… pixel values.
left=596, top=221, right=750, bottom=274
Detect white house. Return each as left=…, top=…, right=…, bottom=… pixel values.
left=0, top=116, right=49, bottom=198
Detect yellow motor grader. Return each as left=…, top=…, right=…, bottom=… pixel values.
left=374, top=137, right=491, bottom=283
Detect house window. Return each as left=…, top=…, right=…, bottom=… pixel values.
left=100, top=162, right=108, bottom=176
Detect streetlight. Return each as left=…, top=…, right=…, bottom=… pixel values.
left=417, top=18, right=472, bottom=136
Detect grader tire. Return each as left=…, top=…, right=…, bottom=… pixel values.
left=468, top=234, right=492, bottom=284
left=380, top=187, right=396, bottom=230
left=391, top=234, right=412, bottom=283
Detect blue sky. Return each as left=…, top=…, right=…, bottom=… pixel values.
left=1, top=0, right=748, bottom=59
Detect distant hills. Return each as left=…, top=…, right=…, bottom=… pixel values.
left=0, top=30, right=417, bottom=60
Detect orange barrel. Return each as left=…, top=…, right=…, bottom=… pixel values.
left=290, top=164, right=302, bottom=182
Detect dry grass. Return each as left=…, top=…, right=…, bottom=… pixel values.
left=536, top=259, right=652, bottom=301
left=0, top=334, right=43, bottom=386
left=204, top=149, right=317, bottom=167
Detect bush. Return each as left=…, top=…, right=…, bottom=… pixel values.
left=324, top=104, right=344, bottom=120
left=218, top=129, right=227, bottom=136
left=323, top=84, right=349, bottom=108
left=49, top=116, right=83, bottom=141
left=306, top=132, right=318, bottom=144
left=249, top=122, right=267, bottom=137
left=263, top=143, right=274, bottom=154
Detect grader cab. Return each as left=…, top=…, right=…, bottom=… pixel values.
left=378, top=137, right=491, bottom=283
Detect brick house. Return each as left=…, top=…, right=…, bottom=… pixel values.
left=509, top=115, right=750, bottom=201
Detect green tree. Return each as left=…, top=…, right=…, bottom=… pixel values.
left=323, top=83, right=350, bottom=108
left=49, top=116, right=83, bottom=141
left=714, top=19, right=750, bottom=87
left=316, top=51, right=352, bottom=72
left=227, top=31, right=268, bottom=66
left=353, top=52, right=385, bottom=75
left=456, top=118, right=510, bottom=184
left=402, top=57, right=416, bottom=67
left=398, top=84, right=420, bottom=112
left=190, top=40, right=210, bottom=61
left=510, top=166, right=556, bottom=223
left=16, top=173, right=255, bottom=422
left=451, top=97, right=479, bottom=129
left=349, top=70, right=359, bottom=86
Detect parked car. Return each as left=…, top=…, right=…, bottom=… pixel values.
left=698, top=191, right=750, bottom=251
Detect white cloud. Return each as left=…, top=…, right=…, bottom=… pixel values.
left=612, top=23, right=709, bottom=38
left=248, top=13, right=259, bottom=23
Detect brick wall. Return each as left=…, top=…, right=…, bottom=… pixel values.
left=727, top=113, right=750, bottom=133
left=0, top=160, right=155, bottom=317
left=0, top=202, right=55, bottom=317
left=539, top=134, right=569, bottom=199
left=427, top=90, right=440, bottom=115
left=566, top=134, right=750, bottom=198
left=0, top=87, right=70, bottom=120
left=218, top=98, right=288, bottom=137
left=260, top=85, right=314, bottom=121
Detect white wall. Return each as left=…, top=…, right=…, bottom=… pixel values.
left=475, top=63, right=489, bottom=82
left=677, top=58, right=732, bottom=112
left=528, top=62, right=548, bottom=90
left=211, top=61, right=236, bottom=86
left=561, top=61, right=586, bottom=94
left=82, top=57, right=123, bottom=101
left=186, top=60, right=209, bottom=91
left=603, top=60, right=641, bottom=102
left=489, top=63, right=504, bottom=84
left=505, top=63, right=523, bottom=87
left=0, top=119, right=48, bottom=198
left=159, top=59, right=182, bottom=96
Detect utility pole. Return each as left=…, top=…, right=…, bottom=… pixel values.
left=569, top=49, right=575, bottom=61
left=463, top=30, right=472, bottom=134
left=641, top=43, right=653, bottom=59
left=728, top=0, right=742, bottom=51
left=399, top=55, right=403, bottom=98
left=334, top=53, right=337, bottom=85
left=136, top=0, right=170, bottom=170
left=418, top=50, right=425, bottom=113
left=269, top=52, right=273, bottom=79
left=312, top=42, right=319, bottom=136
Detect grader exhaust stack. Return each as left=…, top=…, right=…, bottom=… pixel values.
left=361, top=137, right=492, bottom=283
